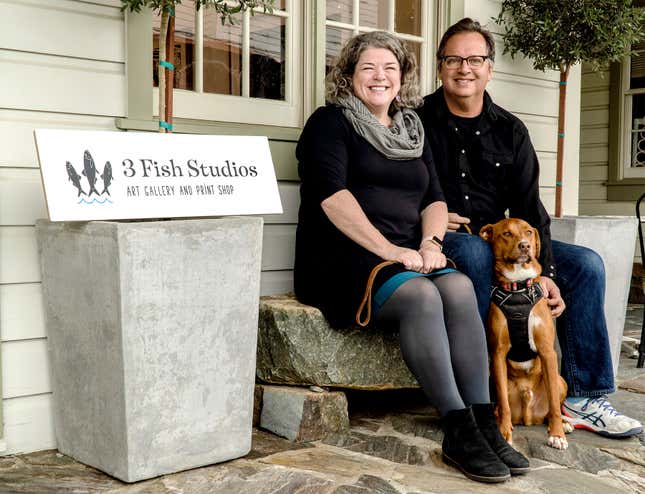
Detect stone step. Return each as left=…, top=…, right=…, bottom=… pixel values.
left=258, top=384, right=349, bottom=442
left=256, top=294, right=418, bottom=390
left=259, top=441, right=641, bottom=494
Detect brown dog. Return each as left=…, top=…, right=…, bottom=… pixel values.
left=480, top=218, right=571, bottom=450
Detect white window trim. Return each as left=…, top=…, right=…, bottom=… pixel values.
left=620, top=58, right=645, bottom=179
left=607, top=58, right=645, bottom=201
left=607, top=2, right=645, bottom=199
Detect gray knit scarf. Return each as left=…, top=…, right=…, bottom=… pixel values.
left=337, top=94, right=425, bottom=160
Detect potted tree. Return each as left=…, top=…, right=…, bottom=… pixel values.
left=495, top=0, right=645, bottom=216
left=495, top=0, right=645, bottom=373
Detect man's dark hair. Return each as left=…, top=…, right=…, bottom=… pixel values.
left=436, top=18, right=496, bottom=63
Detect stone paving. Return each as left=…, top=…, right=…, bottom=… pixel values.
left=2, top=306, right=645, bottom=494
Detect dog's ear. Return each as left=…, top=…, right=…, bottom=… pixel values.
left=479, top=224, right=494, bottom=242
left=532, top=227, right=541, bottom=258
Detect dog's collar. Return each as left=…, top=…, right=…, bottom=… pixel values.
left=495, top=278, right=537, bottom=292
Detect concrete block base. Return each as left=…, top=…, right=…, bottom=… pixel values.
left=551, top=215, right=638, bottom=376
left=260, top=385, right=349, bottom=442
left=36, top=218, right=263, bottom=482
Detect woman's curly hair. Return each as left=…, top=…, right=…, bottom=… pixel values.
left=326, top=31, right=423, bottom=112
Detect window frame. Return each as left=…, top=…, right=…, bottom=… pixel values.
left=608, top=48, right=645, bottom=201
left=166, top=2, right=300, bottom=125
left=119, top=1, right=303, bottom=131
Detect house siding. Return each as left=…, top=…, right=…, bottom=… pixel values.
left=1, top=0, right=127, bottom=456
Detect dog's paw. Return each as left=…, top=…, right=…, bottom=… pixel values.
left=547, top=435, right=568, bottom=450
left=562, top=421, right=574, bottom=434
left=499, top=424, right=513, bottom=444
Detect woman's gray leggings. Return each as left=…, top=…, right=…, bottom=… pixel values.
left=374, top=272, right=490, bottom=415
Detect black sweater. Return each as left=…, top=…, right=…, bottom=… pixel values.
left=294, top=105, right=444, bottom=327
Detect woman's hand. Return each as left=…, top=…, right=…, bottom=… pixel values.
left=384, top=245, right=425, bottom=272
left=419, top=245, right=447, bottom=273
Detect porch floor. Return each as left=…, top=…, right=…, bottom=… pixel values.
left=2, top=306, right=645, bottom=494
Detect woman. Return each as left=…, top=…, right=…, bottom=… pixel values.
left=294, top=31, right=529, bottom=483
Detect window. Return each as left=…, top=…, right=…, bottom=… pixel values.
left=324, top=1, right=433, bottom=95
left=620, top=40, right=645, bottom=178
left=153, top=1, right=287, bottom=101
left=608, top=3, right=645, bottom=200
left=145, top=0, right=301, bottom=127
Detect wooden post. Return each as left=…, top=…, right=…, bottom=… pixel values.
left=158, top=9, right=169, bottom=133
left=555, top=64, right=570, bottom=217
left=164, top=10, right=175, bottom=133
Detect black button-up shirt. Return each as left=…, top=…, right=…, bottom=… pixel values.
left=416, top=87, right=556, bottom=279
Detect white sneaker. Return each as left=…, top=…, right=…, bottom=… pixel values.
left=562, top=397, right=643, bottom=438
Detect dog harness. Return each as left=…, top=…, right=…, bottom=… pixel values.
left=490, top=280, right=544, bottom=362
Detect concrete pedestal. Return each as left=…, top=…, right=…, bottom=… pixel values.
left=36, top=218, right=263, bottom=482
left=551, top=216, right=638, bottom=377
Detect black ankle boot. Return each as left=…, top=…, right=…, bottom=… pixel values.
left=441, top=407, right=510, bottom=483
left=472, top=403, right=530, bottom=475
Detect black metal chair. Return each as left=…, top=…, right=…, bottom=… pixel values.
left=637, top=192, right=645, bottom=367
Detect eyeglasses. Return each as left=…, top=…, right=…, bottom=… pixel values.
left=441, top=55, right=490, bottom=69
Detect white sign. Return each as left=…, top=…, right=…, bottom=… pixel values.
left=34, top=129, right=283, bottom=221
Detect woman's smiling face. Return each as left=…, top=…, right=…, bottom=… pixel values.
left=352, top=47, right=401, bottom=120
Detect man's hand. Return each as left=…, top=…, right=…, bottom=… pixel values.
left=447, top=212, right=471, bottom=232
left=538, top=277, right=566, bottom=317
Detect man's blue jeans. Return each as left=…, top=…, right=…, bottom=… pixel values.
left=443, top=232, right=615, bottom=397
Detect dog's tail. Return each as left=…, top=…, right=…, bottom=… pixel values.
left=521, top=389, right=534, bottom=425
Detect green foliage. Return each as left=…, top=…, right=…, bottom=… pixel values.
left=199, top=0, right=274, bottom=25
left=495, top=0, right=645, bottom=72
left=120, top=0, right=179, bottom=14
left=120, top=0, right=274, bottom=24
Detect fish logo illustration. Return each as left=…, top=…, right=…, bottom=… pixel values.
left=66, top=162, right=85, bottom=196
left=101, top=161, right=113, bottom=196
left=65, top=150, right=113, bottom=205
left=82, top=150, right=101, bottom=196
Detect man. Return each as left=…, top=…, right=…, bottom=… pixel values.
left=417, top=17, right=642, bottom=438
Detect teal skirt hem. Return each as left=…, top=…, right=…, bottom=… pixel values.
left=373, top=268, right=457, bottom=312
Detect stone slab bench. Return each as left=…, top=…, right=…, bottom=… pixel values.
left=256, top=294, right=418, bottom=390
